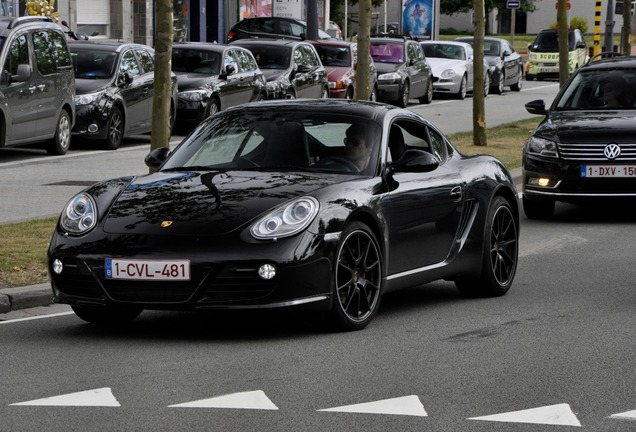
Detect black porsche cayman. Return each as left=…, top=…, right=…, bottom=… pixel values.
left=48, top=99, right=519, bottom=330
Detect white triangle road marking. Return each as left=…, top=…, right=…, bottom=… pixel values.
left=469, top=403, right=582, bottom=426
left=318, top=395, right=427, bottom=417
left=168, top=390, right=278, bottom=410
left=10, top=387, right=120, bottom=407
left=610, top=409, right=636, bottom=420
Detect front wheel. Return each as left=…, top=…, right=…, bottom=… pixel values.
left=46, top=109, right=71, bottom=155
left=369, top=85, right=378, bottom=102
left=455, top=196, right=518, bottom=297
left=72, top=305, right=142, bottom=325
left=456, top=75, right=467, bottom=100
left=397, top=80, right=410, bottom=107
left=419, top=79, right=433, bottom=104
left=511, top=69, right=523, bottom=92
left=493, top=71, right=504, bottom=94
left=330, top=222, right=383, bottom=331
left=103, top=106, right=123, bottom=150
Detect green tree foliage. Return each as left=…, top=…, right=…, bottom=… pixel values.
left=569, top=16, right=588, bottom=33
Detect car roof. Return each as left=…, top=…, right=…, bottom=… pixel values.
left=231, top=38, right=309, bottom=47
left=456, top=36, right=506, bottom=43
left=307, top=40, right=353, bottom=48
left=0, top=16, right=61, bottom=36
left=583, top=55, right=636, bottom=70
left=173, top=42, right=236, bottom=52
left=68, top=40, right=153, bottom=53
left=370, top=37, right=409, bottom=44
left=421, top=40, right=470, bottom=47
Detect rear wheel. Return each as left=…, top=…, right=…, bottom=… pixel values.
left=330, top=222, right=383, bottom=331
left=523, top=196, right=555, bottom=219
left=455, top=196, right=518, bottom=297
left=103, top=106, right=123, bottom=150
left=46, top=109, right=71, bottom=155
left=72, top=305, right=142, bottom=325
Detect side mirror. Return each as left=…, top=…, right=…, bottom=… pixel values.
left=525, top=99, right=547, bottom=115
left=118, top=71, right=134, bottom=86
left=144, top=147, right=171, bottom=169
left=225, top=64, right=236, bottom=76
left=11, top=64, right=31, bottom=83
left=391, top=149, right=439, bottom=173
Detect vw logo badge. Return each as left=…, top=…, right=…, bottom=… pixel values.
left=604, top=143, right=621, bottom=160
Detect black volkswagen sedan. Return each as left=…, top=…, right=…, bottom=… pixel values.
left=231, top=39, right=329, bottom=100
left=70, top=40, right=178, bottom=150
left=48, top=99, right=518, bottom=331
left=522, top=55, right=636, bottom=218
left=171, top=43, right=266, bottom=125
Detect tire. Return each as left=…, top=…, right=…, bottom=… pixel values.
left=493, top=70, right=504, bottom=95
left=419, top=79, right=433, bottom=104
left=483, top=73, right=490, bottom=98
left=345, top=88, right=353, bottom=100
left=103, top=106, right=124, bottom=150
left=455, top=196, right=518, bottom=297
left=369, top=85, right=378, bottom=102
left=511, top=67, right=523, bottom=92
left=456, top=75, right=467, bottom=100
left=330, top=222, right=383, bottom=331
left=72, top=305, right=142, bottom=325
left=320, top=87, right=330, bottom=99
left=46, top=109, right=71, bottom=155
left=206, top=98, right=220, bottom=119
left=168, top=102, right=175, bottom=137
left=523, top=196, right=555, bottom=219
left=397, top=80, right=410, bottom=107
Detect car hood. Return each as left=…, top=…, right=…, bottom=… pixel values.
left=102, top=170, right=341, bottom=236
left=426, top=58, right=463, bottom=75
left=75, top=78, right=112, bottom=95
left=326, top=66, right=351, bottom=82
left=374, top=62, right=402, bottom=75
left=175, top=73, right=217, bottom=90
left=262, top=69, right=290, bottom=82
left=538, top=111, right=636, bottom=144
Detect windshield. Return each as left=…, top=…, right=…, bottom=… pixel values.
left=555, top=68, right=636, bottom=110
left=370, top=43, right=404, bottom=64
left=314, top=45, right=351, bottom=67
left=246, top=46, right=291, bottom=70
left=530, top=31, right=575, bottom=52
left=421, top=43, right=464, bottom=60
left=172, top=48, right=221, bottom=74
left=71, top=49, right=117, bottom=79
left=162, top=109, right=382, bottom=175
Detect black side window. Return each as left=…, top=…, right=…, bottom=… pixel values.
left=4, top=34, right=29, bottom=76
left=428, top=127, right=446, bottom=161
left=50, top=31, right=71, bottom=68
left=33, top=30, right=56, bottom=75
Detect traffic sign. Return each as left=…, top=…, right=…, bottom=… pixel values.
left=507, top=0, right=520, bottom=8
left=555, top=1, right=571, bottom=10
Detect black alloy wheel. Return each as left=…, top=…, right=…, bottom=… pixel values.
left=103, top=106, right=124, bottom=150
left=331, top=222, right=383, bottom=330
left=455, top=196, right=518, bottom=297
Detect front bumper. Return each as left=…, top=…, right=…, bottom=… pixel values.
left=376, top=81, right=401, bottom=102
left=176, top=99, right=207, bottom=123
left=72, top=104, right=109, bottom=140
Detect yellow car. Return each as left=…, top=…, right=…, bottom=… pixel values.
left=526, top=29, right=588, bottom=81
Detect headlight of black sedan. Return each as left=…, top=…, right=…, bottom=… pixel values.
left=60, top=193, right=97, bottom=235
left=251, top=197, right=319, bottom=240
left=525, top=136, right=559, bottom=158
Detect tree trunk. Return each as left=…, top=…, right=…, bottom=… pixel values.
left=622, top=0, right=632, bottom=54
left=355, top=0, right=372, bottom=100
left=472, top=0, right=487, bottom=146
left=150, top=0, right=174, bottom=172
left=557, top=0, right=569, bottom=88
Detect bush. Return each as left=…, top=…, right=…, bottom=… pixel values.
left=570, top=16, right=588, bottom=33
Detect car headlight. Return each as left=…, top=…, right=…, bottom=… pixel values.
left=440, top=69, right=456, bottom=79
left=60, top=193, right=97, bottom=234
left=251, top=197, right=319, bottom=240
left=529, top=53, right=537, bottom=61
left=178, top=90, right=207, bottom=102
left=378, top=72, right=400, bottom=81
left=525, top=136, right=559, bottom=158
left=75, top=92, right=102, bottom=106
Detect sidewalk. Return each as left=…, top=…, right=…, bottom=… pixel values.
left=0, top=168, right=523, bottom=316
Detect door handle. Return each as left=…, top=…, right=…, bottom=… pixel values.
left=450, top=186, right=462, bottom=202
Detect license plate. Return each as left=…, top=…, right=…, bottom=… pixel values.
left=539, top=68, right=558, bottom=73
left=105, top=258, right=191, bottom=281
left=581, top=165, right=636, bottom=178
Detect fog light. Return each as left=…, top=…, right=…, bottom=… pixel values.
left=52, top=259, right=63, bottom=275
left=258, top=264, right=277, bottom=280
left=88, top=123, right=99, bottom=133
left=528, top=177, right=552, bottom=187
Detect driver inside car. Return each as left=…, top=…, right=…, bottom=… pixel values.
left=344, top=124, right=372, bottom=171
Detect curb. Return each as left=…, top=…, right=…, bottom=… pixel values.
left=0, top=169, right=523, bottom=314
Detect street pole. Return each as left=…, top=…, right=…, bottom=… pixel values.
left=306, top=0, right=319, bottom=40
left=511, top=8, right=516, bottom=47
left=593, top=0, right=602, bottom=55
left=604, top=0, right=615, bottom=53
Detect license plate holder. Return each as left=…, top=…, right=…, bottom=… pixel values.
left=105, top=258, right=191, bottom=281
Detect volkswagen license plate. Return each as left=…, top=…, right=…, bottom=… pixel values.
left=105, top=258, right=190, bottom=281
left=581, top=165, right=636, bottom=178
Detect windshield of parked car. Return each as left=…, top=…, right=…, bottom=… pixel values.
left=483, top=41, right=501, bottom=56
left=245, top=46, right=291, bottom=70
left=421, top=43, right=464, bottom=60
left=314, top=45, right=350, bottom=67
left=162, top=109, right=382, bottom=175
left=555, top=68, right=636, bottom=110
left=71, top=49, right=117, bottom=79
left=370, top=42, right=404, bottom=64
left=530, top=31, right=575, bottom=52
left=172, top=48, right=221, bottom=74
